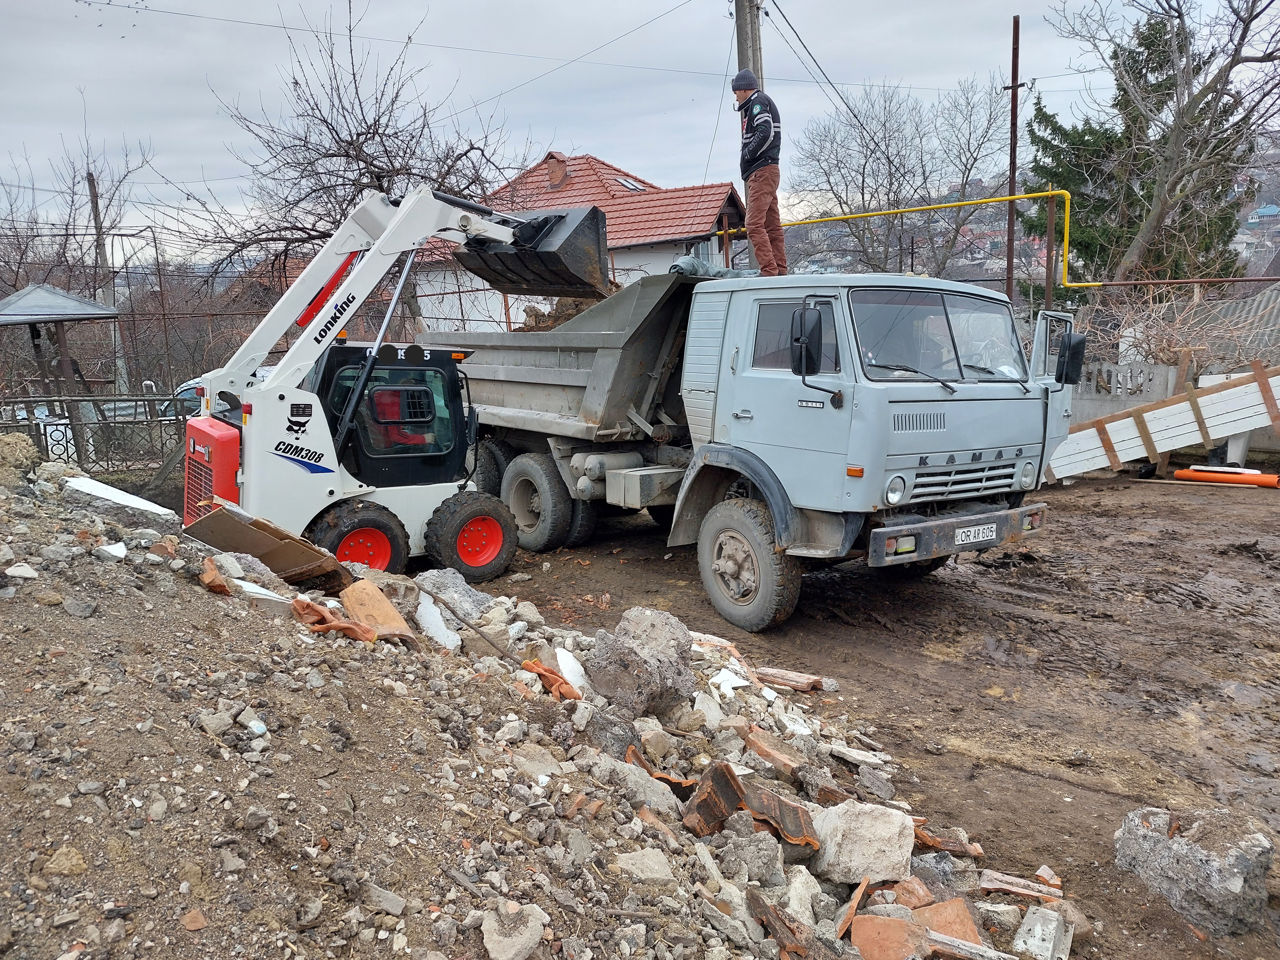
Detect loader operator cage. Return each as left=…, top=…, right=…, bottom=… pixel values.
left=316, top=344, right=468, bottom=489
left=850, top=289, right=1027, bottom=383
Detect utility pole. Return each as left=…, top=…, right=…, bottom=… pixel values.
left=733, top=0, right=765, bottom=268
left=734, top=0, right=764, bottom=83
left=1003, top=15, right=1027, bottom=303
left=87, top=170, right=129, bottom=393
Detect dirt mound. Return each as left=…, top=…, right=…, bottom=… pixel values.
left=520, top=284, right=622, bottom=332
left=0, top=433, right=39, bottom=487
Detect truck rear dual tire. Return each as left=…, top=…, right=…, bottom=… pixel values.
left=426, top=491, right=518, bottom=583
left=697, top=498, right=802, bottom=632
left=473, top=438, right=517, bottom=497
left=501, top=452, right=574, bottom=552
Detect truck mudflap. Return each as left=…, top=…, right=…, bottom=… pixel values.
left=867, top=503, right=1046, bottom=567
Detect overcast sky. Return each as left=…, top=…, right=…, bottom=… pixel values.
left=3, top=0, right=1108, bottom=223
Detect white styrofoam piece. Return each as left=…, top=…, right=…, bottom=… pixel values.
left=64, top=476, right=178, bottom=520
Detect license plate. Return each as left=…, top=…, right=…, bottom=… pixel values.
left=954, top=523, right=997, bottom=546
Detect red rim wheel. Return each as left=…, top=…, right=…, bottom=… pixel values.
left=335, top=527, right=394, bottom=569
left=456, top=516, right=504, bottom=567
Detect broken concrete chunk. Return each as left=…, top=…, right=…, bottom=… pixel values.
left=480, top=900, right=550, bottom=960
left=615, top=848, right=675, bottom=883
left=809, top=799, right=915, bottom=884
left=582, top=607, right=694, bottom=718
left=362, top=882, right=406, bottom=917
left=1114, top=806, right=1273, bottom=936
left=974, top=901, right=1023, bottom=934
left=1012, top=904, right=1073, bottom=960
left=779, top=864, right=823, bottom=926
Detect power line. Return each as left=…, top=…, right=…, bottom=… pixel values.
left=702, top=23, right=738, bottom=187
left=72, top=0, right=1096, bottom=104
left=436, top=0, right=696, bottom=122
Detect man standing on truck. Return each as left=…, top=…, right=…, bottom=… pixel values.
left=732, top=68, right=786, bottom=277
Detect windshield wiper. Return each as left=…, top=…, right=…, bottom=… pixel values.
left=963, top=363, right=1031, bottom=393
left=867, top=363, right=957, bottom=394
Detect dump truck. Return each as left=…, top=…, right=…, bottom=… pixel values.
left=183, top=187, right=610, bottom=581
left=421, top=262, right=1085, bottom=630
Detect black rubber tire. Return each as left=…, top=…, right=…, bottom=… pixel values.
left=425, top=490, right=519, bottom=583
left=483, top=438, right=517, bottom=475
left=646, top=504, right=676, bottom=531
left=697, top=498, right=802, bottom=632
left=873, top=555, right=951, bottom=579
left=564, top=498, right=599, bottom=548
left=500, top=452, right=574, bottom=552
left=472, top=442, right=502, bottom=496
left=303, top=499, right=410, bottom=574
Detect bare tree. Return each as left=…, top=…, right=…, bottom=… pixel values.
left=789, top=78, right=1009, bottom=276
left=1050, top=0, right=1280, bottom=282
left=168, top=2, right=528, bottom=287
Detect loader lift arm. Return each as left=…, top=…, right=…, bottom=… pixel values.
left=198, top=187, right=608, bottom=412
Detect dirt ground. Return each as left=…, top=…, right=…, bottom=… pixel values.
left=498, top=476, right=1280, bottom=958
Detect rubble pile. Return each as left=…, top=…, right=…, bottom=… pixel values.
left=4, top=445, right=1261, bottom=959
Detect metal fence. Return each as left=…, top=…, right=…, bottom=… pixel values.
left=0, top=395, right=187, bottom=473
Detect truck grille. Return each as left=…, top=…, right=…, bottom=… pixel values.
left=909, top=462, right=1016, bottom=502
left=185, top=456, right=214, bottom=524
left=893, top=411, right=945, bottom=432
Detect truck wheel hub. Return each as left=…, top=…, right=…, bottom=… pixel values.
left=712, top=532, right=758, bottom=603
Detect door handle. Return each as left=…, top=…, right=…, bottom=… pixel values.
left=732, top=410, right=753, bottom=420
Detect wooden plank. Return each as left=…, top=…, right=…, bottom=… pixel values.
left=1156, top=349, right=1194, bottom=477
left=1066, top=363, right=1280, bottom=434
left=339, top=579, right=417, bottom=645
left=1183, top=383, right=1215, bottom=450
left=1095, top=421, right=1123, bottom=470
left=1250, top=360, right=1280, bottom=430
left=1131, top=411, right=1159, bottom=462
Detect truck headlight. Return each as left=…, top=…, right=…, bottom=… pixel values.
left=1019, top=462, right=1036, bottom=489
left=885, top=475, right=907, bottom=505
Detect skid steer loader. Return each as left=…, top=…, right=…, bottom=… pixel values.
left=182, top=187, right=609, bottom=581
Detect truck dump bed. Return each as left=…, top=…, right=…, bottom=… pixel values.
left=418, top=273, right=702, bottom=441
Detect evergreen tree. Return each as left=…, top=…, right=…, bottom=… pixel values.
left=1022, top=6, right=1263, bottom=284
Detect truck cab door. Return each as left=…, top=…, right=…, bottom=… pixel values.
left=716, top=293, right=855, bottom=510
left=1031, top=311, right=1076, bottom=472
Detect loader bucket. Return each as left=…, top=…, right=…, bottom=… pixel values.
left=454, top=205, right=610, bottom=300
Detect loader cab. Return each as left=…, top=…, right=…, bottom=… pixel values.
left=313, top=342, right=470, bottom=489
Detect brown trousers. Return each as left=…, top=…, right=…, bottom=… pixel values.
left=745, top=164, right=786, bottom=276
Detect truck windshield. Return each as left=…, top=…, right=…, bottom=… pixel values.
left=849, top=289, right=1025, bottom=383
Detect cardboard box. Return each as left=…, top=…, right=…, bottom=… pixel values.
left=184, top=505, right=353, bottom=592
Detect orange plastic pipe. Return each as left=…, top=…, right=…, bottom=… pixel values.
left=1172, top=469, right=1280, bottom=488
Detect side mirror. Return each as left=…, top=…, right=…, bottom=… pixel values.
left=1054, top=332, right=1086, bottom=385
left=466, top=407, right=479, bottom=447
left=790, top=307, right=823, bottom=377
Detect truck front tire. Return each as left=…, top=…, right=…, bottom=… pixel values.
left=501, top=453, right=573, bottom=552
left=697, top=498, right=802, bottom=632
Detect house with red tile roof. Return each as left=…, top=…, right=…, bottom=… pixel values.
left=416, top=152, right=745, bottom=330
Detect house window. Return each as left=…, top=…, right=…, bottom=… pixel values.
left=614, top=177, right=646, bottom=192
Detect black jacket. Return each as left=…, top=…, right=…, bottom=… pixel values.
left=737, top=90, right=781, bottom=180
